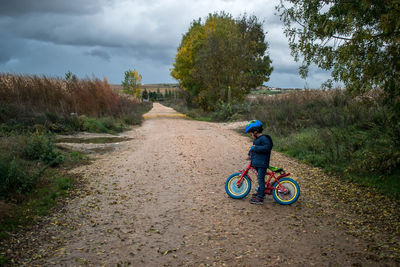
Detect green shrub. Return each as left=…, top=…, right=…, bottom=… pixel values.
left=205, top=101, right=248, bottom=121
left=122, top=113, right=141, bottom=125
left=0, top=104, right=21, bottom=124
left=347, top=130, right=400, bottom=175
left=21, top=134, right=64, bottom=166
left=99, top=116, right=116, bottom=129
left=79, top=115, right=128, bottom=133
left=99, top=117, right=124, bottom=132
left=79, top=116, right=109, bottom=133
left=0, top=156, right=36, bottom=199
left=212, top=101, right=234, bottom=121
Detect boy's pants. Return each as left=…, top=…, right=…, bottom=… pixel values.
left=256, top=167, right=267, bottom=199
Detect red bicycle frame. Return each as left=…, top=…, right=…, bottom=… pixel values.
left=236, top=162, right=291, bottom=194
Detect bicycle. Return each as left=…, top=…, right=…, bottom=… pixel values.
left=225, top=161, right=300, bottom=205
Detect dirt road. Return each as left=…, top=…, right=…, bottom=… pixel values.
left=9, top=103, right=398, bottom=266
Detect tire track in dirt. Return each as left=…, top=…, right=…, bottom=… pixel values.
left=10, top=103, right=397, bottom=266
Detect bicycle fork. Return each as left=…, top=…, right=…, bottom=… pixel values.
left=236, top=171, right=247, bottom=187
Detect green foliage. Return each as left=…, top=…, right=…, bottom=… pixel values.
left=171, top=12, right=273, bottom=110
left=276, top=126, right=400, bottom=198
left=211, top=101, right=234, bottom=121
left=142, top=89, right=149, bottom=100
left=0, top=156, right=36, bottom=199
left=80, top=117, right=107, bottom=133
left=276, top=0, right=400, bottom=101
left=65, top=70, right=77, bottom=82
left=211, top=101, right=251, bottom=121
left=21, top=133, right=64, bottom=166
left=122, top=69, right=142, bottom=98
left=148, top=91, right=163, bottom=102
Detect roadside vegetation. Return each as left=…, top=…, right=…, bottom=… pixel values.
left=164, top=89, right=400, bottom=198
left=252, top=90, right=399, bottom=198
left=0, top=72, right=152, bottom=264
left=0, top=72, right=151, bottom=135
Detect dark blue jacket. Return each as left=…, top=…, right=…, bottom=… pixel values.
left=249, top=135, right=273, bottom=168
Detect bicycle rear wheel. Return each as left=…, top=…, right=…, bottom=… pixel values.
left=225, top=173, right=251, bottom=199
left=272, top=178, right=300, bottom=205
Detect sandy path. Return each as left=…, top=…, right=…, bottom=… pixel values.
left=13, top=103, right=395, bottom=266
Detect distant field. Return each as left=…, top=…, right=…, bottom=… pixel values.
left=110, top=84, right=302, bottom=97
left=111, top=84, right=180, bottom=94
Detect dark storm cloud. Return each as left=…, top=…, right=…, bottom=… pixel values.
left=0, top=0, right=109, bottom=16
left=0, top=0, right=178, bottom=65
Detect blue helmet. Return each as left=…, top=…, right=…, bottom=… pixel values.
left=245, top=120, right=263, bottom=133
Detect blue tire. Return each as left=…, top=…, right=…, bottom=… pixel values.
left=225, top=173, right=252, bottom=199
left=272, top=178, right=300, bottom=205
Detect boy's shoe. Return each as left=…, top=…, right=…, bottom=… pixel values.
left=249, top=196, right=264, bottom=205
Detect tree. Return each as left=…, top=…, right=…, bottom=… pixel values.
left=276, top=0, right=400, bottom=100
left=171, top=12, right=273, bottom=110
left=142, top=88, right=149, bottom=100
left=156, top=88, right=162, bottom=100
left=122, top=69, right=142, bottom=99
left=65, top=70, right=77, bottom=82
left=149, top=91, right=157, bottom=102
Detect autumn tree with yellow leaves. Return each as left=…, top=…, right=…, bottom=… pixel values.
left=171, top=12, right=273, bottom=110
left=122, top=69, right=142, bottom=99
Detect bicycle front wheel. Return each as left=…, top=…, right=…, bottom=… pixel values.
left=272, top=178, right=300, bottom=205
left=225, top=173, right=251, bottom=199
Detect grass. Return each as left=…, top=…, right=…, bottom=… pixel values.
left=0, top=106, right=151, bottom=137
left=0, top=148, right=86, bottom=266
left=274, top=127, right=400, bottom=199
left=0, top=170, right=76, bottom=238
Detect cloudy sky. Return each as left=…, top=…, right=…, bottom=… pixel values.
left=0, top=0, right=332, bottom=88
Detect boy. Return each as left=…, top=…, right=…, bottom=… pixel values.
left=245, top=120, right=273, bottom=205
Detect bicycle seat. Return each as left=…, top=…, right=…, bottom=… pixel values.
left=269, top=166, right=283, bottom=172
